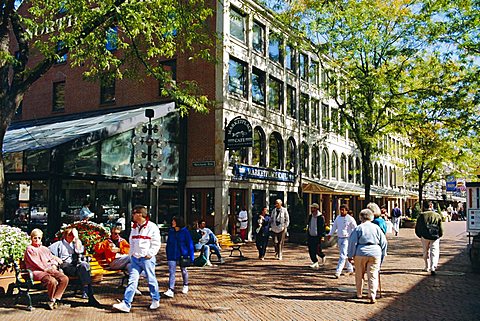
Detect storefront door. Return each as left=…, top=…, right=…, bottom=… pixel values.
left=229, top=189, right=247, bottom=235
left=187, top=189, right=215, bottom=228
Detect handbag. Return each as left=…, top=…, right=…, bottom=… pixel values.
left=179, top=255, right=191, bottom=267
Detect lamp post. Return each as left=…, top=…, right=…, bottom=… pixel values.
left=132, top=108, right=167, bottom=223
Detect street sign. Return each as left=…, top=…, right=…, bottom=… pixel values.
left=466, top=182, right=480, bottom=233
left=192, top=161, right=215, bottom=167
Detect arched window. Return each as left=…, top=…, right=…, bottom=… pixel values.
left=321, top=148, right=329, bottom=178
left=384, top=165, right=388, bottom=187
left=374, top=163, right=379, bottom=186
left=301, top=141, right=309, bottom=175
left=348, top=155, right=354, bottom=182
left=393, top=168, right=397, bottom=187
left=355, top=158, right=361, bottom=184
left=269, top=132, right=284, bottom=169
left=252, top=127, right=266, bottom=167
left=379, top=165, right=384, bottom=186
left=340, top=154, right=347, bottom=181
left=312, top=145, right=320, bottom=178
left=286, top=137, right=297, bottom=173
left=331, top=151, right=338, bottom=179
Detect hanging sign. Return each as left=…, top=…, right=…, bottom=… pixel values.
left=224, top=117, right=253, bottom=150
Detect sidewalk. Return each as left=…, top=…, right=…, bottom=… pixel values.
left=0, top=221, right=478, bottom=321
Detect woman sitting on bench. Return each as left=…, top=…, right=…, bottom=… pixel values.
left=24, top=229, right=69, bottom=310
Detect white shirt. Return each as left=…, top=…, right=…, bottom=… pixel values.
left=238, top=210, right=248, bottom=229
left=129, top=220, right=161, bottom=258
left=328, top=214, right=357, bottom=238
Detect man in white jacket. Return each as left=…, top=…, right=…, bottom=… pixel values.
left=327, top=204, right=357, bottom=278
left=113, top=205, right=161, bottom=313
left=270, top=199, right=290, bottom=260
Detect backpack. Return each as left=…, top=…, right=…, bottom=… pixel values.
left=194, top=254, right=207, bottom=267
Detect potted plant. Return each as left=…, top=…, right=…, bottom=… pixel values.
left=0, top=225, right=30, bottom=295
left=54, top=221, right=110, bottom=255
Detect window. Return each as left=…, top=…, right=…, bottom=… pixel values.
left=312, top=146, right=320, bottom=178
left=299, top=53, right=308, bottom=80
left=300, top=94, right=309, bottom=124
left=301, top=142, right=309, bottom=175
left=228, top=58, right=247, bottom=97
left=106, top=26, right=118, bottom=51
left=230, top=7, right=246, bottom=42
left=252, top=21, right=265, bottom=54
left=285, top=44, right=295, bottom=71
left=321, top=103, right=329, bottom=131
left=286, top=137, right=297, bottom=173
left=310, top=60, right=319, bottom=85
left=100, top=78, right=115, bottom=104
left=268, top=77, right=283, bottom=112
left=269, top=132, right=284, bottom=169
left=251, top=68, right=266, bottom=105
left=339, top=112, right=347, bottom=136
left=348, top=155, right=354, bottom=182
left=332, top=152, right=338, bottom=179
left=52, top=81, right=65, bottom=112
left=286, top=85, right=296, bottom=118
left=252, top=127, right=266, bottom=167
left=312, top=99, right=319, bottom=129
left=340, top=154, right=347, bottom=181
left=331, top=108, right=339, bottom=133
left=268, top=33, right=282, bottom=65
left=159, top=59, right=177, bottom=95
left=55, top=41, right=67, bottom=64
left=321, top=148, right=329, bottom=178
left=356, top=158, right=361, bottom=184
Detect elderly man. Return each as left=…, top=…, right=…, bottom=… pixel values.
left=48, top=227, right=101, bottom=307
left=307, top=203, right=326, bottom=268
left=415, top=204, right=444, bottom=275
left=270, top=199, right=290, bottom=260
left=113, top=205, right=161, bottom=313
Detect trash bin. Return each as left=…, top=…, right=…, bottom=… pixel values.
left=470, top=234, right=480, bottom=272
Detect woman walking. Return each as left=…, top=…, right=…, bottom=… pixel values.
left=255, top=206, right=271, bottom=260
left=347, top=208, right=387, bottom=304
left=164, top=216, right=194, bottom=298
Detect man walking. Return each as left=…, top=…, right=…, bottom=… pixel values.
left=270, top=199, right=290, bottom=260
left=415, top=205, right=443, bottom=275
left=307, top=203, right=326, bottom=268
left=391, top=203, right=402, bottom=236
left=327, top=204, right=357, bottom=278
left=113, top=205, right=161, bottom=313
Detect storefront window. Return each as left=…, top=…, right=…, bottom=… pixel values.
left=60, top=180, right=95, bottom=224
left=101, top=131, right=132, bottom=177
left=64, top=144, right=99, bottom=175
left=25, top=150, right=50, bottom=172
left=252, top=127, right=266, bottom=167
left=4, top=152, right=23, bottom=173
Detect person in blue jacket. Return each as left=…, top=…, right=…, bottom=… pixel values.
left=164, top=216, right=194, bottom=298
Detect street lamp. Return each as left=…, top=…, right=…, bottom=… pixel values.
left=132, top=108, right=167, bottom=222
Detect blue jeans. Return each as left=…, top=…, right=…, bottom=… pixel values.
left=167, top=260, right=188, bottom=290
left=123, top=256, right=159, bottom=308
left=336, top=237, right=354, bottom=274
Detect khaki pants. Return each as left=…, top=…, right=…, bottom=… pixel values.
left=354, top=255, right=381, bottom=300
left=272, top=229, right=287, bottom=258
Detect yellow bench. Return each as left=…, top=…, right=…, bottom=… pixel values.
left=216, top=234, right=244, bottom=257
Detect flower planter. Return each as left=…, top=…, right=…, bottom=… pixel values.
left=0, top=267, right=16, bottom=296
left=402, top=220, right=416, bottom=228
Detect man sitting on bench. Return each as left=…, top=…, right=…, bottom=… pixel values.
left=49, top=227, right=101, bottom=307
left=197, top=220, right=224, bottom=264
left=94, top=226, right=130, bottom=271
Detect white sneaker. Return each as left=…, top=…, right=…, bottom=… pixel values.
left=309, top=262, right=319, bottom=269
left=334, top=273, right=340, bottom=279
left=149, top=300, right=160, bottom=310
left=321, top=256, right=327, bottom=264
left=205, top=260, right=213, bottom=266
left=163, top=289, right=174, bottom=298
left=135, top=288, right=142, bottom=296
left=182, top=285, right=189, bottom=294
left=113, top=301, right=130, bottom=313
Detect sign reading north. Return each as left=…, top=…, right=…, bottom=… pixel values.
left=225, top=117, right=253, bottom=149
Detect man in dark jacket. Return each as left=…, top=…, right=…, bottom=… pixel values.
left=415, top=207, right=444, bottom=275
left=307, top=203, right=326, bottom=269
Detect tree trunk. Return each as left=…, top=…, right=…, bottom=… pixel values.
left=361, top=145, right=373, bottom=204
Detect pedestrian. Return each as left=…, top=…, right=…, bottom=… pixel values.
left=237, top=207, right=248, bottom=241
left=48, top=227, right=101, bottom=307
left=79, top=201, right=95, bottom=221
left=391, top=203, right=402, bottom=236
left=347, top=208, right=387, bottom=304
left=368, top=202, right=387, bottom=234
left=94, top=226, right=130, bottom=271
left=270, top=199, right=290, bottom=260
left=255, top=206, right=271, bottom=260
left=327, top=204, right=357, bottom=278
left=415, top=204, right=444, bottom=275
left=164, top=216, right=194, bottom=298
left=24, top=229, right=69, bottom=310
left=113, top=205, right=161, bottom=313
left=307, top=203, right=326, bottom=269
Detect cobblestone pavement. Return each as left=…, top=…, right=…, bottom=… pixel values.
left=1, top=221, right=479, bottom=321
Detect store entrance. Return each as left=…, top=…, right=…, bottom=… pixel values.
left=228, top=189, right=247, bottom=236
left=187, top=189, right=215, bottom=229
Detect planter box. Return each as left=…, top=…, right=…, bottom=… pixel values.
left=403, top=220, right=417, bottom=228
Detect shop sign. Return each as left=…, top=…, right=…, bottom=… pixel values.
left=233, top=164, right=295, bottom=183
left=466, top=182, right=480, bottom=232
left=446, top=175, right=456, bottom=192
left=224, top=117, right=253, bottom=150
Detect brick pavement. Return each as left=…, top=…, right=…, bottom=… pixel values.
left=1, top=221, right=479, bottom=321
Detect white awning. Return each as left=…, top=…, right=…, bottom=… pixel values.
left=3, top=102, right=176, bottom=152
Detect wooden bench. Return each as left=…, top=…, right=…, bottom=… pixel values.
left=216, top=234, right=244, bottom=257
left=13, top=258, right=125, bottom=311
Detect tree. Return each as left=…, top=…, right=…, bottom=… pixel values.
left=0, top=0, right=215, bottom=221
left=268, top=0, right=478, bottom=202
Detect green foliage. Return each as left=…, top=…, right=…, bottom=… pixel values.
left=55, top=221, right=110, bottom=255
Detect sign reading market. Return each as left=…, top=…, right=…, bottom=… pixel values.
left=224, top=117, right=253, bottom=149
left=233, top=164, right=295, bottom=183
